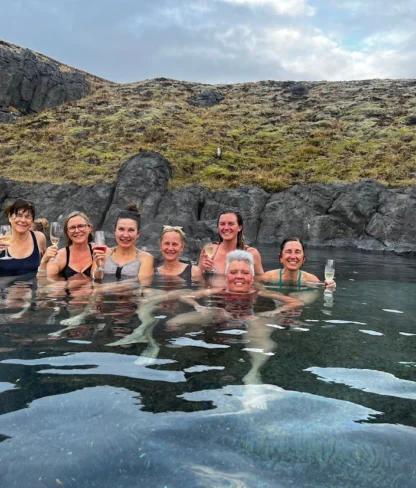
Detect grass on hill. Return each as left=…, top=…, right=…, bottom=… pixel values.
left=0, top=75, right=415, bottom=192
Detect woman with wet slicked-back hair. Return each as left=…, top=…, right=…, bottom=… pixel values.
left=92, top=204, right=154, bottom=281
left=198, top=208, right=264, bottom=275
left=0, top=199, right=46, bottom=274
left=261, top=237, right=335, bottom=288
left=37, top=211, right=94, bottom=278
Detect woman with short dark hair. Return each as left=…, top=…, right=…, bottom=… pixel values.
left=1, top=199, right=46, bottom=274
left=261, top=237, right=335, bottom=287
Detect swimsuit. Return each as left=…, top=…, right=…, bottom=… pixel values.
left=155, top=263, right=192, bottom=280
left=103, top=249, right=141, bottom=279
left=277, top=269, right=303, bottom=286
left=61, top=245, right=93, bottom=278
left=0, top=231, right=40, bottom=275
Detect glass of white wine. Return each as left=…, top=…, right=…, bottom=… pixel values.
left=324, top=259, right=335, bottom=281
left=202, top=238, right=216, bottom=273
left=0, top=225, right=12, bottom=260
left=50, top=222, right=61, bottom=262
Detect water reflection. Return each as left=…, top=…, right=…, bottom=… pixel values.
left=0, top=248, right=416, bottom=487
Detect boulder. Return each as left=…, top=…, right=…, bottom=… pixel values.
left=186, top=90, right=223, bottom=108
left=201, top=187, right=270, bottom=245
left=101, top=152, right=172, bottom=235
left=0, top=45, right=89, bottom=115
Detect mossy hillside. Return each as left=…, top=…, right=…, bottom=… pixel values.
left=0, top=77, right=415, bottom=191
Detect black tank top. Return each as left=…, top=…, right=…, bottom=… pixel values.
left=0, top=231, right=40, bottom=275
left=61, top=245, right=93, bottom=278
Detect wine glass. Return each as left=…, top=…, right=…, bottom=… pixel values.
left=201, top=237, right=216, bottom=273
left=0, top=225, right=12, bottom=260
left=94, top=231, right=107, bottom=273
left=324, top=259, right=335, bottom=281
left=49, top=222, right=61, bottom=262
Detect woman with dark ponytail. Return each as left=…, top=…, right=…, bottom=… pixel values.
left=92, top=204, right=154, bottom=281
left=198, top=209, right=264, bottom=275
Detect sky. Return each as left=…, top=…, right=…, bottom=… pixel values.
left=1, top=0, right=415, bottom=83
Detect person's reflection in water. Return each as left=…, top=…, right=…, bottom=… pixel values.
left=111, top=251, right=316, bottom=408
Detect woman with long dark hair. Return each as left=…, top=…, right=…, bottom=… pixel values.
left=198, top=209, right=264, bottom=275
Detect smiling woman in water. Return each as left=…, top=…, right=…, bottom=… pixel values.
left=92, top=204, right=154, bottom=281
left=198, top=209, right=264, bottom=275
left=261, top=237, right=335, bottom=288
left=1, top=199, right=46, bottom=275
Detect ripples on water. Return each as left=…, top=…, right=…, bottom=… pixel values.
left=0, top=248, right=415, bottom=487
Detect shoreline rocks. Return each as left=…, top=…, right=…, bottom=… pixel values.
left=1, top=151, right=415, bottom=258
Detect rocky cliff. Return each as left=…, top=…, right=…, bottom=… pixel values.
left=1, top=152, right=415, bottom=257
left=0, top=40, right=89, bottom=122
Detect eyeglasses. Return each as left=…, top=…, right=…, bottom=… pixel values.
left=12, top=211, right=33, bottom=221
left=163, top=225, right=183, bottom=231
left=67, top=224, right=90, bottom=233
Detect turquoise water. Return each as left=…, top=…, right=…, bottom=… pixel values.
left=0, top=248, right=415, bottom=487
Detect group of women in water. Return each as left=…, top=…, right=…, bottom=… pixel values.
left=0, top=198, right=335, bottom=290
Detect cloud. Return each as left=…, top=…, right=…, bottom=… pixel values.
left=0, top=0, right=415, bottom=82
left=219, top=0, right=315, bottom=16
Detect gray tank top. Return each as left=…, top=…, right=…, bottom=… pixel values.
left=103, top=249, right=141, bottom=278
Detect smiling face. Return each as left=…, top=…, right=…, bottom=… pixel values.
left=9, top=209, right=34, bottom=235
left=160, top=231, right=184, bottom=262
left=218, top=213, right=242, bottom=243
left=280, top=240, right=305, bottom=271
left=66, top=215, right=92, bottom=245
left=115, top=218, right=139, bottom=248
left=226, top=260, right=254, bottom=293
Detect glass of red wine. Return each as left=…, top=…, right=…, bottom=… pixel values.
left=94, top=231, right=107, bottom=273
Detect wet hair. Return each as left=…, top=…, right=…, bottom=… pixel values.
left=116, top=203, right=141, bottom=231
left=279, top=237, right=306, bottom=259
left=160, top=225, right=185, bottom=244
left=32, top=218, right=49, bottom=233
left=225, top=250, right=254, bottom=275
left=63, top=211, right=93, bottom=246
left=4, top=199, right=36, bottom=220
left=217, top=209, right=245, bottom=250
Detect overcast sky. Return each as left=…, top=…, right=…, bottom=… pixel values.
left=1, top=0, right=415, bottom=83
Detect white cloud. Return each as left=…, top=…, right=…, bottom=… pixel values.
left=214, top=24, right=416, bottom=80
left=220, top=0, right=315, bottom=16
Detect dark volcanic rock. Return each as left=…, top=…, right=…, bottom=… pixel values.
left=1, top=151, right=415, bottom=256
left=186, top=90, right=223, bottom=108
left=0, top=45, right=89, bottom=116
left=101, top=152, right=172, bottom=234
left=201, top=187, right=270, bottom=245
left=0, top=109, right=21, bottom=123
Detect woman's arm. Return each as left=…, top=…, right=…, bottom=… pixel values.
left=138, top=251, right=154, bottom=280
left=37, top=246, right=63, bottom=277
left=35, top=231, right=47, bottom=256
left=259, top=269, right=279, bottom=282
left=191, top=265, right=202, bottom=280
left=248, top=247, right=264, bottom=275
left=91, top=247, right=111, bottom=280
left=198, top=246, right=216, bottom=273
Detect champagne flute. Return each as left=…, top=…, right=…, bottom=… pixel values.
left=0, top=225, right=12, bottom=260
left=324, top=259, right=335, bottom=281
left=94, top=231, right=107, bottom=273
left=201, top=237, right=216, bottom=273
left=50, top=222, right=61, bottom=262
